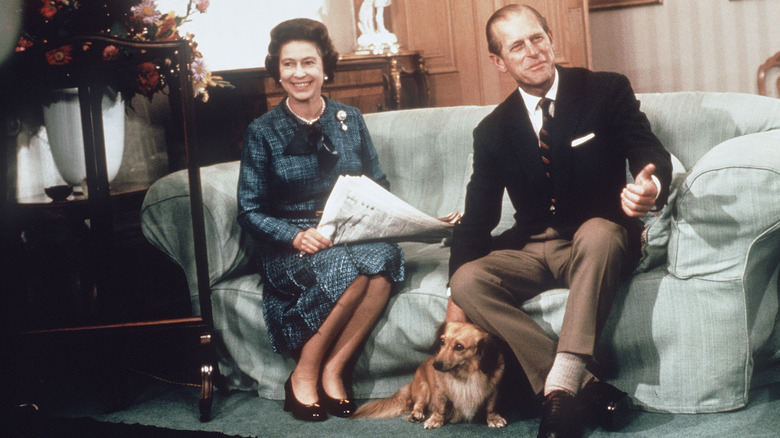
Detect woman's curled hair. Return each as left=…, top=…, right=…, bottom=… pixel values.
left=265, top=18, right=339, bottom=84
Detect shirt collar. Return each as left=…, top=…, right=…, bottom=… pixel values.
left=519, top=67, right=559, bottom=115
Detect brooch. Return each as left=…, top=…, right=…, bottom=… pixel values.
left=336, top=110, right=348, bottom=131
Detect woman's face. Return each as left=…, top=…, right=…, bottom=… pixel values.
left=279, top=40, right=325, bottom=105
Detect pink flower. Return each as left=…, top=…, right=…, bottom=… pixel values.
left=191, top=57, right=208, bottom=83
left=196, top=0, right=210, bottom=13
left=132, top=0, right=161, bottom=26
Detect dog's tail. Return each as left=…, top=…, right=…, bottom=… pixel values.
left=351, top=383, right=411, bottom=419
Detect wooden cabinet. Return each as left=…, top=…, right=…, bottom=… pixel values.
left=195, top=51, right=429, bottom=164
left=1, top=36, right=215, bottom=420
left=265, top=51, right=428, bottom=113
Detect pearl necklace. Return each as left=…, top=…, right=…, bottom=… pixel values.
left=286, top=96, right=326, bottom=125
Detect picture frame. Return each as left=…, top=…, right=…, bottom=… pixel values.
left=589, top=0, right=663, bottom=10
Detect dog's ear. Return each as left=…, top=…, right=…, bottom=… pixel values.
left=478, top=333, right=502, bottom=375
left=430, top=322, right=448, bottom=352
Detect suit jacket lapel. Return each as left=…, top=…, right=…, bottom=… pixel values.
left=499, top=90, right=548, bottom=189
left=551, top=67, right=586, bottom=148
left=549, top=67, right=586, bottom=200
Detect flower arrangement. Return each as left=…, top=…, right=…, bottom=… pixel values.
left=14, top=0, right=231, bottom=102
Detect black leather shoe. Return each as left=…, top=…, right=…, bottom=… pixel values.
left=284, top=376, right=327, bottom=422
left=577, top=380, right=629, bottom=431
left=537, top=390, right=582, bottom=438
left=319, top=389, right=356, bottom=418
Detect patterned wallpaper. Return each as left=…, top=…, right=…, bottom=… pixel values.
left=590, top=0, right=780, bottom=95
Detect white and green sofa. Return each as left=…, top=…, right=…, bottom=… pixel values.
left=141, top=91, right=780, bottom=413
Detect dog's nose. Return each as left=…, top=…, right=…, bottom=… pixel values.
left=433, top=361, right=444, bottom=371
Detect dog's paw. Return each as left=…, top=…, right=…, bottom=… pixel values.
left=423, top=417, right=443, bottom=429
left=407, top=411, right=426, bottom=423
left=486, top=413, right=507, bottom=428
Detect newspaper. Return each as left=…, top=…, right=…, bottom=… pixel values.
left=316, top=175, right=459, bottom=244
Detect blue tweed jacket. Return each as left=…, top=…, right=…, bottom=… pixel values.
left=237, top=98, right=389, bottom=248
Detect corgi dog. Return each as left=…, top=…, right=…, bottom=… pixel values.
left=352, top=321, right=506, bottom=429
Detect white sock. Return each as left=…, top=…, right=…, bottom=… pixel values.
left=581, top=372, right=598, bottom=390
left=544, top=352, right=588, bottom=396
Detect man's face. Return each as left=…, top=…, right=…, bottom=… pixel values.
left=489, top=10, right=556, bottom=97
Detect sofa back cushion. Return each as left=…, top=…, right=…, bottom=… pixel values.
left=364, top=92, right=780, bottom=225
left=363, top=105, right=494, bottom=218
left=635, top=92, right=780, bottom=169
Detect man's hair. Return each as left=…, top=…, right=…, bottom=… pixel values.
left=486, top=4, right=550, bottom=56
left=264, top=18, right=339, bottom=84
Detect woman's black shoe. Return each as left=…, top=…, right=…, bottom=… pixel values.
left=319, top=389, right=356, bottom=418
left=284, top=376, right=327, bottom=422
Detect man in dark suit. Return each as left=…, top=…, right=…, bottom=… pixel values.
left=446, top=4, right=672, bottom=438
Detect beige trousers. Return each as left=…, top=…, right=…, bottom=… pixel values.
left=450, top=218, right=629, bottom=394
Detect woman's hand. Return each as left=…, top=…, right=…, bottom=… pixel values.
left=293, top=228, right=333, bottom=255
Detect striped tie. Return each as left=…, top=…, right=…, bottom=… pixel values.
left=538, top=98, right=556, bottom=214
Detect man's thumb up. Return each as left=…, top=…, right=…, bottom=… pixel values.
left=635, top=163, right=656, bottom=186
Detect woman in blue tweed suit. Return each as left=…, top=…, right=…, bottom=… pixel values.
left=237, top=19, right=404, bottom=422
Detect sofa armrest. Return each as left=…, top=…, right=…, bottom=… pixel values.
left=668, top=130, right=780, bottom=281
left=141, top=161, right=255, bottom=314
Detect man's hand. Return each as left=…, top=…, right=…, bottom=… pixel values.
left=621, top=163, right=658, bottom=218
left=293, top=228, right=333, bottom=255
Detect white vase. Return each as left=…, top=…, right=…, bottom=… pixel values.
left=42, top=87, right=125, bottom=187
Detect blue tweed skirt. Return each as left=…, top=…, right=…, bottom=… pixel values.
left=260, top=220, right=405, bottom=353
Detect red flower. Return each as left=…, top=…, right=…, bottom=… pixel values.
left=40, top=1, right=58, bottom=19
left=156, top=16, right=178, bottom=41
left=137, top=62, right=161, bottom=94
left=15, top=36, right=33, bottom=53
left=45, top=45, right=73, bottom=65
left=102, top=45, right=119, bottom=61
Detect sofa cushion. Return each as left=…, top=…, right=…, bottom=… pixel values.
left=212, top=241, right=450, bottom=400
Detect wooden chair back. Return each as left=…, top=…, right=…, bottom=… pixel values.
left=758, top=50, right=780, bottom=97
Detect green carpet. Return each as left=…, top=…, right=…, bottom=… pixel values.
left=6, top=332, right=779, bottom=438
left=11, top=372, right=780, bottom=438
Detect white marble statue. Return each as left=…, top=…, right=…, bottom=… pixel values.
left=356, top=0, right=399, bottom=54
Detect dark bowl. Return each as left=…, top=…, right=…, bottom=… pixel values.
left=44, top=185, right=73, bottom=202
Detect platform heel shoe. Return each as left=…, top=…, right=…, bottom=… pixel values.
left=284, top=376, right=327, bottom=421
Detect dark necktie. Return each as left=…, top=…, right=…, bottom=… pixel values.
left=538, top=98, right=556, bottom=215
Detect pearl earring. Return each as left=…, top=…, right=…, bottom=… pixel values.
left=324, top=75, right=329, bottom=81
